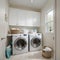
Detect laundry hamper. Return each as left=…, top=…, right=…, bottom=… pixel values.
left=42, top=46, right=52, bottom=58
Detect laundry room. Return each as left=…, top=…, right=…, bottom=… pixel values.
left=0, top=0, right=55, bottom=60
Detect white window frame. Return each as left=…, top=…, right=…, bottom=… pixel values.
left=45, top=9, right=54, bottom=33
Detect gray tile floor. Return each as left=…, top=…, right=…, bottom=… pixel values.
left=6, top=51, right=53, bottom=60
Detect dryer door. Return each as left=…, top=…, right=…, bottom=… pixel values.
left=31, top=38, right=41, bottom=48
left=14, top=38, right=27, bottom=51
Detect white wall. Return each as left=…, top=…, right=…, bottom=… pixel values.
left=40, top=0, right=55, bottom=48
left=56, top=0, right=60, bottom=59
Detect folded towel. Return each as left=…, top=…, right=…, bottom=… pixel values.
left=43, top=47, right=52, bottom=51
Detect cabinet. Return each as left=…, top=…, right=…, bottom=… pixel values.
left=9, top=8, right=40, bottom=27
left=9, top=8, right=18, bottom=25
left=18, top=9, right=27, bottom=26
left=25, top=11, right=40, bottom=26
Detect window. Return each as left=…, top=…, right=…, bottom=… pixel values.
left=45, top=10, right=54, bottom=33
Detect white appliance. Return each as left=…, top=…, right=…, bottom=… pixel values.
left=29, top=33, right=42, bottom=52
left=12, top=34, right=28, bottom=55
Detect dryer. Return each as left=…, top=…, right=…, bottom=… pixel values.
left=29, top=33, right=42, bottom=52
left=12, top=34, right=28, bottom=55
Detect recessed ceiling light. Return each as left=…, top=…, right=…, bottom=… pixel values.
left=31, top=0, right=33, bottom=3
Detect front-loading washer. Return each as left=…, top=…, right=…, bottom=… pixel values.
left=29, top=33, right=42, bottom=52
left=12, top=34, right=28, bottom=55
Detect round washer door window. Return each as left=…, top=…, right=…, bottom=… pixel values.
left=14, top=38, right=27, bottom=51
left=31, top=38, right=41, bottom=48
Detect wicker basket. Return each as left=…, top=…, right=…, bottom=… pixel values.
left=42, top=46, right=52, bottom=58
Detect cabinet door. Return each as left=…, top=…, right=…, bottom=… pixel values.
left=18, top=9, right=26, bottom=26
left=26, top=11, right=33, bottom=26
left=33, top=12, right=40, bottom=26
left=9, top=8, right=18, bottom=26
left=26, top=11, right=40, bottom=26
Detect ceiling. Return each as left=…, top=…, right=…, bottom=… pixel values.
left=9, top=0, right=48, bottom=11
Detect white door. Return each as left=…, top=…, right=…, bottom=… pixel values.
left=0, top=21, right=8, bottom=60
left=0, top=40, right=3, bottom=60
left=0, top=39, right=6, bottom=60
left=0, top=0, right=8, bottom=59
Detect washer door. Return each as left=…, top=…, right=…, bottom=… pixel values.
left=14, top=38, right=27, bottom=51
left=31, top=38, right=41, bottom=48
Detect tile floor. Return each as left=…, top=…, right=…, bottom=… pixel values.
left=6, top=51, right=53, bottom=60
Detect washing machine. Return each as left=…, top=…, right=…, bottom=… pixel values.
left=12, top=34, right=28, bottom=55
left=29, top=33, right=42, bottom=52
